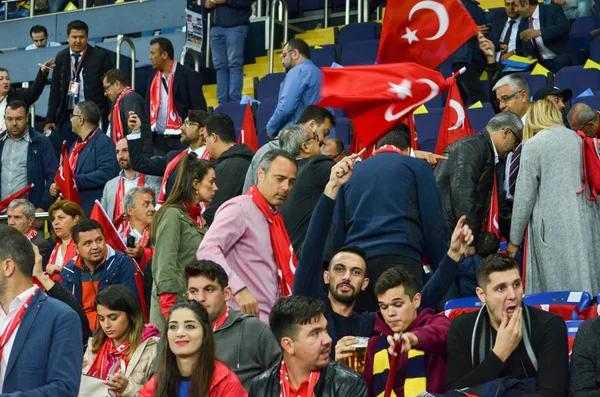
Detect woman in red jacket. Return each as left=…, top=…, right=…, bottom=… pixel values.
left=138, top=300, right=247, bottom=397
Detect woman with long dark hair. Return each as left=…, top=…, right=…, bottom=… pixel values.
left=139, top=300, right=246, bottom=397
left=149, top=153, right=217, bottom=328
left=82, top=285, right=160, bottom=396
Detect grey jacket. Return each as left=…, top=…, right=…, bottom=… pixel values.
left=101, top=171, right=161, bottom=221
left=242, top=140, right=280, bottom=193
left=570, top=317, right=600, bottom=397
left=216, top=308, right=281, bottom=391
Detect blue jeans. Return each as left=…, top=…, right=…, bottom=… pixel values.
left=49, top=0, right=69, bottom=12
left=211, top=25, right=249, bottom=105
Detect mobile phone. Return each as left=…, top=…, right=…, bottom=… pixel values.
left=126, top=235, right=136, bottom=248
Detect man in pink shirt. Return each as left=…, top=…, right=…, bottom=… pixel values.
left=197, top=149, right=298, bottom=323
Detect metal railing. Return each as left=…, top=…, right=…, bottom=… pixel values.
left=2, top=0, right=148, bottom=21
left=344, top=0, right=368, bottom=24
left=268, top=0, right=288, bottom=74
left=181, top=47, right=201, bottom=73
left=0, top=212, right=48, bottom=221
left=116, top=35, right=136, bottom=90
left=205, top=14, right=211, bottom=68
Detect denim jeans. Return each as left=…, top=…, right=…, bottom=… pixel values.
left=48, top=0, right=69, bottom=12
left=211, top=25, right=249, bottom=105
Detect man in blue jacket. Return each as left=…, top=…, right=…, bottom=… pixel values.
left=0, top=226, right=82, bottom=396
left=204, top=0, right=253, bottom=105
left=61, top=219, right=139, bottom=332
left=332, top=125, right=451, bottom=312
left=0, top=101, right=58, bottom=211
left=50, top=101, right=119, bottom=216
left=266, top=39, right=322, bottom=138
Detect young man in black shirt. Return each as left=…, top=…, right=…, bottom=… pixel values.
left=446, top=254, right=568, bottom=396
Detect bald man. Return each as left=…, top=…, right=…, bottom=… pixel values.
left=568, top=103, right=600, bottom=138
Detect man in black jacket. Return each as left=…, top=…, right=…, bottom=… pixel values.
left=434, top=112, right=523, bottom=243
left=488, top=0, right=522, bottom=63
left=148, top=37, right=207, bottom=155
left=446, top=254, right=568, bottom=395
left=201, top=114, right=254, bottom=225
left=249, top=295, right=368, bottom=397
left=203, top=0, right=252, bottom=105
left=44, top=20, right=113, bottom=158
left=0, top=61, right=53, bottom=134
left=7, top=199, right=50, bottom=269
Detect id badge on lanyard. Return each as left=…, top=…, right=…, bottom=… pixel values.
left=68, top=52, right=85, bottom=100
left=68, top=80, right=80, bottom=99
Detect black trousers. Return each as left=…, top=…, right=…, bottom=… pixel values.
left=152, top=132, right=186, bottom=156
left=354, top=255, right=425, bottom=313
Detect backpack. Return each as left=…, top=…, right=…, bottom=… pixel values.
left=576, top=130, right=600, bottom=202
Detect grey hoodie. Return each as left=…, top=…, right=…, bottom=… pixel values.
left=215, top=307, right=282, bottom=391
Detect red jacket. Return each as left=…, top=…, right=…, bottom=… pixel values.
left=138, top=360, right=247, bottom=397
left=362, top=308, right=450, bottom=397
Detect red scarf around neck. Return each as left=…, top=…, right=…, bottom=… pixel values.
left=111, top=87, right=134, bottom=144
left=87, top=338, right=131, bottom=381
left=212, top=306, right=230, bottom=332
left=279, top=360, right=320, bottom=397
left=113, top=172, right=146, bottom=232
left=69, top=128, right=99, bottom=172
left=372, top=144, right=406, bottom=156
left=247, top=185, right=297, bottom=297
left=157, top=147, right=210, bottom=205
left=149, top=61, right=181, bottom=135
left=48, top=239, right=77, bottom=267
left=0, top=286, right=38, bottom=362
left=25, top=228, right=37, bottom=241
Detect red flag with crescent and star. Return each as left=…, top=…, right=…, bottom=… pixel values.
left=485, top=173, right=500, bottom=238
left=55, top=143, right=81, bottom=206
left=237, top=102, right=259, bottom=152
left=377, top=0, right=479, bottom=69
left=317, top=62, right=452, bottom=148
left=435, top=79, right=475, bottom=155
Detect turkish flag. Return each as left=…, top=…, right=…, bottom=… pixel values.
left=406, top=113, right=420, bottom=150
left=0, top=184, right=33, bottom=213
left=55, top=143, right=81, bottom=206
left=348, top=132, right=374, bottom=159
left=238, top=102, right=258, bottom=152
left=318, top=62, right=451, bottom=148
left=377, top=0, right=479, bottom=69
left=484, top=174, right=500, bottom=238
left=90, top=200, right=148, bottom=321
left=435, top=80, right=475, bottom=155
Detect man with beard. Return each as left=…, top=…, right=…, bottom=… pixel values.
left=101, top=138, right=160, bottom=231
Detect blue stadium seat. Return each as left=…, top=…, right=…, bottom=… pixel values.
left=439, top=59, right=454, bottom=78
left=444, top=296, right=484, bottom=310
left=333, top=108, right=346, bottom=119
left=523, top=291, right=592, bottom=320
left=566, top=320, right=583, bottom=365
left=570, top=16, right=599, bottom=53
left=572, top=94, right=600, bottom=108
left=257, top=73, right=285, bottom=101
left=310, top=45, right=339, bottom=68
left=414, top=108, right=444, bottom=153
left=341, top=39, right=379, bottom=66
left=338, top=22, right=379, bottom=47
left=332, top=117, right=352, bottom=148
left=213, top=101, right=246, bottom=139
left=555, top=66, right=600, bottom=98
left=591, top=37, right=600, bottom=63
left=514, top=71, right=548, bottom=96
left=427, top=94, right=446, bottom=109
left=467, top=104, right=496, bottom=133
left=256, top=97, right=277, bottom=147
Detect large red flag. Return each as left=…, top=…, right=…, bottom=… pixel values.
left=377, top=0, right=479, bottom=68
left=318, top=63, right=452, bottom=148
left=0, top=184, right=33, bottom=213
left=434, top=80, right=475, bottom=155
left=55, top=143, right=81, bottom=206
left=237, top=102, right=258, bottom=152
left=90, top=200, right=148, bottom=320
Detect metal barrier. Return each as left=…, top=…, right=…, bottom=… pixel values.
left=324, top=0, right=329, bottom=28
left=180, top=47, right=201, bottom=73
left=0, top=212, right=49, bottom=222
left=268, top=0, right=288, bottom=74
left=345, top=0, right=367, bottom=24
left=116, top=35, right=136, bottom=90
left=2, top=0, right=148, bottom=21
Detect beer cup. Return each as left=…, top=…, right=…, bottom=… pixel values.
left=343, top=336, right=369, bottom=374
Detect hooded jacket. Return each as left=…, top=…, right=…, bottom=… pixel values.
left=204, top=143, right=254, bottom=225
left=214, top=308, right=281, bottom=390
left=249, top=360, right=368, bottom=397
left=363, top=308, right=450, bottom=397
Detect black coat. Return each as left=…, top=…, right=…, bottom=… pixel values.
left=46, top=45, right=113, bottom=124
left=109, top=90, right=151, bottom=142
left=249, top=361, right=368, bottom=397
left=434, top=130, right=512, bottom=240
left=7, top=69, right=48, bottom=107
left=488, top=11, right=523, bottom=56
left=127, top=135, right=182, bottom=195
left=145, top=62, right=207, bottom=125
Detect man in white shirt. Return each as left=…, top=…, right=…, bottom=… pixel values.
left=489, top=0, right=522, bottom=62
left=25, top=25, right=61, bottom=50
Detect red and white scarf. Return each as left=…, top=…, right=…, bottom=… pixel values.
left=0, top=286, right=39, bottom=361
left=25, top=228, right=37, bottom=241
left=111, top=87, right=134, bottom=144
left=247, top=185, right=297, bottom=297
left=122, top=225, right=150, bottom=247
left=279, top=360, right=320, bottom=397
left=149, top=61, right=181, bottom=135
left=212, top=306, right=230, bottom=332
left=157, top=146, right=210, bottom=205
left=114, top=172, right=146, bottom=232
left=69, top=128, right=99, bottom=172
left=87, top=338, right=131, bottom=381
left=48, top=239, right=77, bottom=267
left=372, top=144, right=406, bottom=156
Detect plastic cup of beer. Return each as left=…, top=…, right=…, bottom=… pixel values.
left=343, top=336, right=369, bottom=374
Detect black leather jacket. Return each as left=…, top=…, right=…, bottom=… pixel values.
left=248, top=361, right=368, bottom=397
left=434, top=130, right=511, bottom=240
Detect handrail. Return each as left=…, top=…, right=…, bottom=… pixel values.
left=205, top=13, right=211, bottom=68
left=0, top=212, right=48, bottom=221
left=362, top=0, right=368, bottom=22
left=344, top=0, right=350, bottom=24
left=2, top=0, right=147, bottom=21
left=116, top=35, right=136, bottom=90
left=2, top=0, right=20, bottom=21
left=323, top=0, right=329, bottom=28
left=268, top=0, right=288, bottom=74
left=181, top=47, right=200, bottom=73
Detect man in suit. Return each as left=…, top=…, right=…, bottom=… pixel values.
left=0, top=226, right=83, bottom=396
left=0, top=101, right=58, bottom=212
left=103, top=68, right=151, bottom=149
left=147, top=37, right=207, bottom=155
left=44, top=20, right=113, bottom=159
left=7, top=199, right=50, bottom=269
left=516, top=0, right=579, bottom=73
left=489, top=0, right=523, bottom=62
left=49, top=101, right=119, bottom=216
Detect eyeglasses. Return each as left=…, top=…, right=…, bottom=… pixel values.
left=279, top=51, right=288, bottom=59
left=329, top=150, right=344, bottom=160
left=304, top=131, right=319, bottom=144
left=184, top=120, right=201, bottom=127
left=103, top=81, right=115, bottom=93
left=496, top=90, right=523, bottom=105
left=70, top=113, right=82, bottom=119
